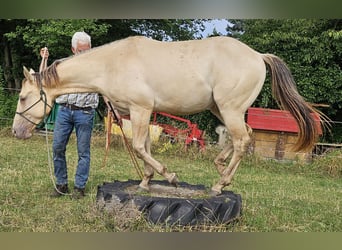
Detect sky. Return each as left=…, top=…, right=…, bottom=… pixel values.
left=201, top=19, right=230, bottom=37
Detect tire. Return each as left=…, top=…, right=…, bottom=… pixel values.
left=96, top=180, right=242, bottom=226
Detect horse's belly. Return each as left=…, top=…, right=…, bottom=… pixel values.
left=153, top=90, right=213, bottom=114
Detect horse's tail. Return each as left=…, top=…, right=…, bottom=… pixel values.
left=261, top=53, right=325, bottom=152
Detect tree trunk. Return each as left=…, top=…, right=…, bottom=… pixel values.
left=3, top=38, right=15, bottom=91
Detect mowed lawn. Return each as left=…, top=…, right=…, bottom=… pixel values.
left=0, top=128, right=341, bottom=232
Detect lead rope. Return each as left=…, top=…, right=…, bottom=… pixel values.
left=43, top=101, right=71, bottom=196
left=39, top=48, right=70, bottom=196
left=101, top=109, right=113, bottom=169
left=106, top=102, right=144, bottom=180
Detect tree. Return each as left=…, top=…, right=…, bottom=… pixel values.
left=128, top=19, right=205, bottom=41
left=1, top=19, right=206, bottom=91
left=2, top=19, right=111, bottom=89
left=230, top=19, right=341, bottom=115
left=0, top=19, right=212, bottom=134
left=229, top=19, right=342, bottom=142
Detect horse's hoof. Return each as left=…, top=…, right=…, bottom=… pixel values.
left=138, top=183, right=150, bottom=192
left=209, top=190, right=221, bottom=197
left=209, top=187, right=222, bottom=197
left=171, top=182, right=178, bottom=188
left=167, top=173, right=178, bottom=187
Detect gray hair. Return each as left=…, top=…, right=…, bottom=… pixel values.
left=71, top=31, right=91, bottom=49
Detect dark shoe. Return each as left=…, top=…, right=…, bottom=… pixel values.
left=71, top=187, right=85, bottom=199
left=50, top=184, right=69, bottom=197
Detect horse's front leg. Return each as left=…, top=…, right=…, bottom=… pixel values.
left=138, top=129, right=155, bottom=190
left=130, top=107, right=178, bottom=191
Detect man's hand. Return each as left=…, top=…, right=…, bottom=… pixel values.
left=39, top=47, right=49, bottom=72
left=40, top=47, right=49, bottom=59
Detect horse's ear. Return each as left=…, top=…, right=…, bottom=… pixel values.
left=23, top=66, right=34, bottom=82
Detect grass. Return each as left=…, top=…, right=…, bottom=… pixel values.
left=0, top=127, right=341, bottom=232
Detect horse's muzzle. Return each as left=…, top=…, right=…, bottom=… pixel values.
left=12, top=125, right=33, bottom=139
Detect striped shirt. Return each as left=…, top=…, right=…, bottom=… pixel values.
left=56, top=93, right=99, bottom=109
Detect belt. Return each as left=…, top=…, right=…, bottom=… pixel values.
left=61, top=103, right=92, bottom=111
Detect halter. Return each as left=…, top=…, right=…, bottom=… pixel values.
left=16, top=80, right=53, bottom=126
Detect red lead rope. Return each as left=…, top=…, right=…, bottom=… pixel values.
left=105, top=102, right=144, bottom=180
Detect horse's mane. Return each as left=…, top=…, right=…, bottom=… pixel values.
left=33, top=60, right=61, bottom=88
left=31, top=38, right=131, bottom=88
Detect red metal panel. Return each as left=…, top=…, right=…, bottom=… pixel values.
left=152, top=112, right=206, bottom=150
left=247, top=107, right=322, bottom=134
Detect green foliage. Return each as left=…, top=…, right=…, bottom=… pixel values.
left=230, top=19, right=342, bottom=116
left=182, top=111, right=221, bottom=141
left=228, top=19, right=342, bottom=143
left=1, top=19, right=205, bottom=77
left=0, top=19, right=207, bottom=131
left=0, top=66, right=18, bottom=126
left=5, top=19, right=111, bottom=65
left=129, top=19, right=206, bottom=41
left=1, top=19, right=341, bottom=142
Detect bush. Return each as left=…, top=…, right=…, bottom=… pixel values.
left=0, top=67, right=19, bottom=127
left=312, top=149, right=342, bottom=178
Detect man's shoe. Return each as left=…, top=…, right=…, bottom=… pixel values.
left=50, top=184, right=69, bottom=197
left=71, top=187, right=85, bottom=199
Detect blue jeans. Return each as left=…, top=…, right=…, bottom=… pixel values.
left=52, top=105, right=95, bottom=189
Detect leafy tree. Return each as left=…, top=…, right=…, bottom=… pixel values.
left=230, top=19, right=342, bottom=115
left=229, top=19, right=342, bottom=142
left=0, top=19, right=210, bottom=134
left=1, top=19, right=206, bottom=91
left=128, top=19, right=205, bottom=41
left=4, top=19, right=339, bottom=142
left=0, top=65, right=17, bottom=126
left=3, top=19, right=111, bottom=87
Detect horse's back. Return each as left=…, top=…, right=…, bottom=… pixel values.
left=96, top=36, right=266, bottom=114
left=112, top=35, right=265, bottom=82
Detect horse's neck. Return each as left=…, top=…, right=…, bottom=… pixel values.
left=59, top=57, right=100, bottom=90
left=51, top=57, right=100, bottom=97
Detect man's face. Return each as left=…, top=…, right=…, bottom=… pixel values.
left=72, top=42, right=91, bottom=55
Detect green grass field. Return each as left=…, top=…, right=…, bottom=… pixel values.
left=0, top=128, right=341, bottom=232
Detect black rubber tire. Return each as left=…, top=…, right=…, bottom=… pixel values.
left=96, top=180, right=242, bottom=226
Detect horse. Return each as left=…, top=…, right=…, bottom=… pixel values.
left=12, top=35, right=325, bottom=195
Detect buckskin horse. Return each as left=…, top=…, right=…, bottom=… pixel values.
left=12, top=36, right=325, bottom=195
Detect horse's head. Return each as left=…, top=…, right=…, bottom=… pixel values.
left=12, top=66, right=54, bottom=139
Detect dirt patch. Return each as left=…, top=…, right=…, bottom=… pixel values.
left=125, top=183, right=209, bottom=199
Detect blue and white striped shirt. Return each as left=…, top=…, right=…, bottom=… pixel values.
left=56, top=93, right=99, bottom=109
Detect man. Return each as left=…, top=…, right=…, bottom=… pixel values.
left=40, top=31, right=98, bottom=199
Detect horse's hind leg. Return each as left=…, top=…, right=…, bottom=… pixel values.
left=213, top=124, right=252, bottom=176
left=210, top=105, right=234, bottom=176
left=211, top=114, right=251, bottom=195
left=214, top=143, right=234, bottom=176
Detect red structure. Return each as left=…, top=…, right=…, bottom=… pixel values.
left=152, top=112, right=205, bottom=150
left=246, top=107, right=323, bottom=162
left=247, top=107, right=322, bottom=134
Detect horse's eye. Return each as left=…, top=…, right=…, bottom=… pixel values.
left=19, top=96, right=26, bottom=102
